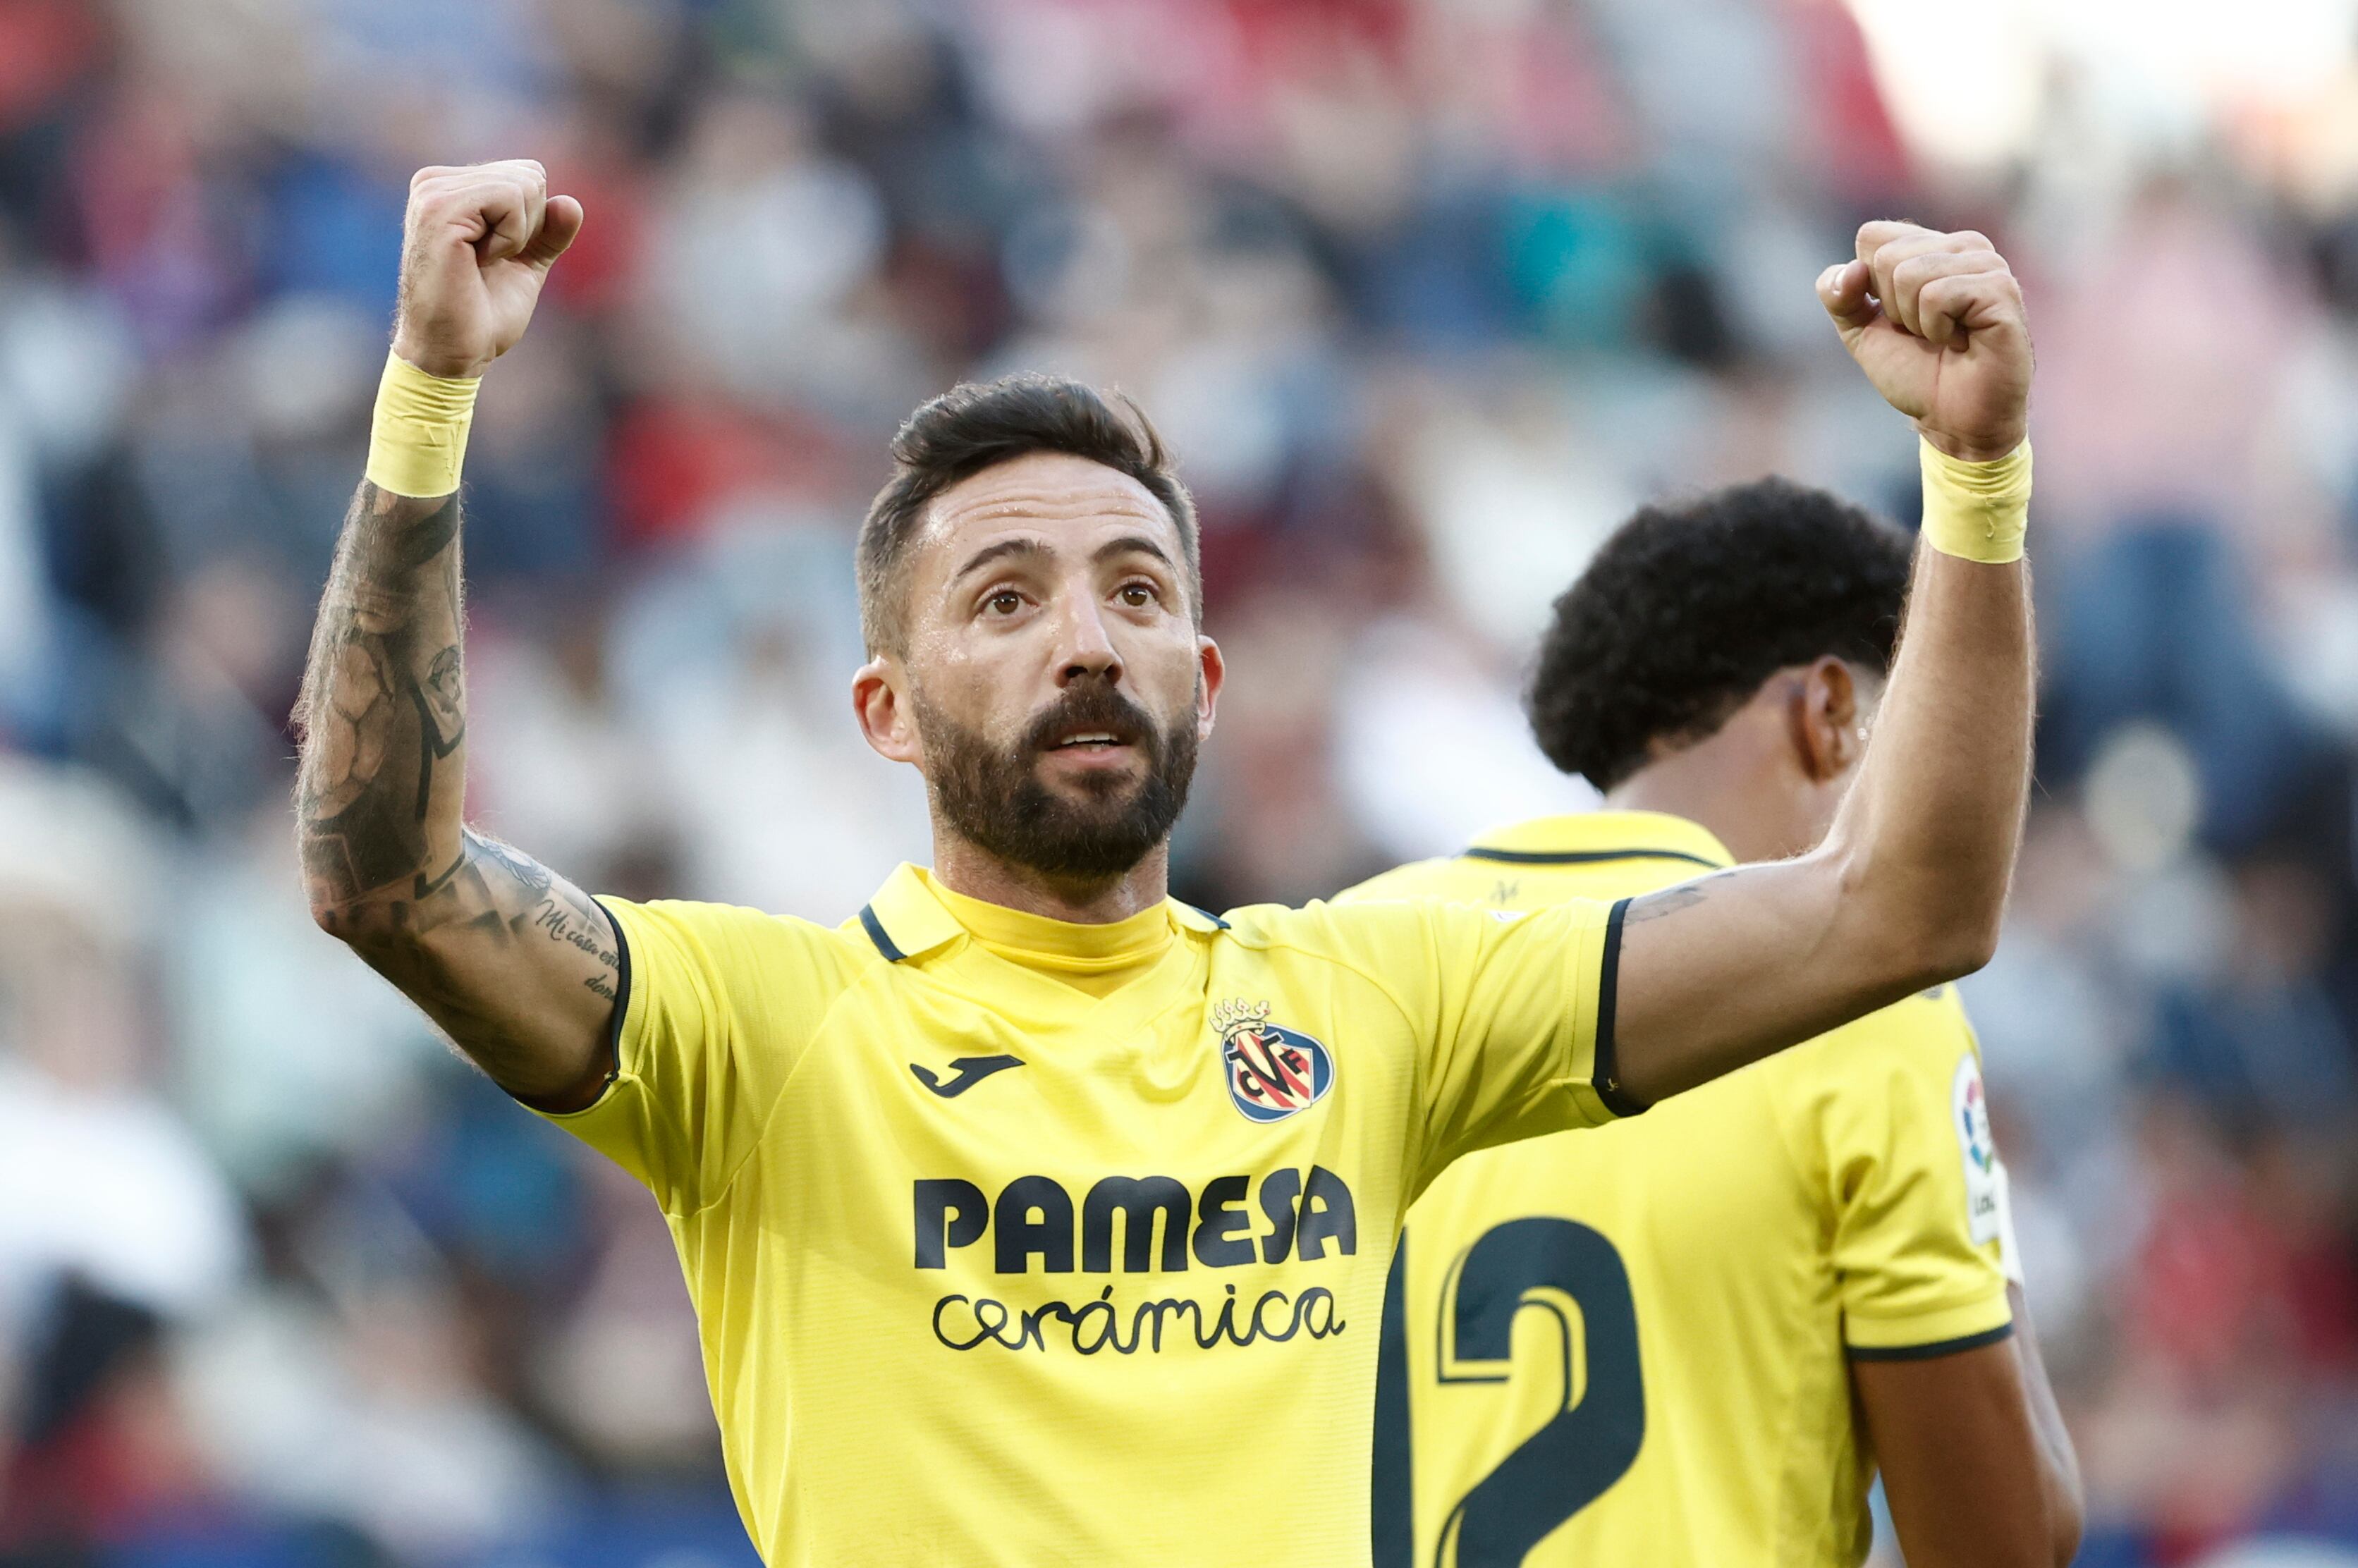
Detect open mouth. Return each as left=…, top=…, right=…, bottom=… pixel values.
left=1049, top=730, right=1132, bottom=753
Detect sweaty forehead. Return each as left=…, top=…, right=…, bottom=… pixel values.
left=917, top=451, right=1180, bottom=565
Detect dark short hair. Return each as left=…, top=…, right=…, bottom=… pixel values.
left=857, top=374, right=1202, bottom=656
left=1529, top=477, right=1914, bottom=792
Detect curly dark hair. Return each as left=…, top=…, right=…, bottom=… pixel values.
left=857, top=374, right=1200, bottom=656
left=1529, top=477, right=1914, bottom=792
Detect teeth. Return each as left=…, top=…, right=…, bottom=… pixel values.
left=1061, top=734, right=1118, bottom=747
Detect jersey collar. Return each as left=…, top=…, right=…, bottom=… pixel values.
left=1460, top=811, right=1734, bottom=871
left=855, top=862, right=1228, bottom=964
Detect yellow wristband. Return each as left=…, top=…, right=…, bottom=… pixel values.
left=365, top=350, right=481, bottom=498
left=1919, top=437, right=2031, bottom=564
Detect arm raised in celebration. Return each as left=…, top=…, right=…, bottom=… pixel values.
left=294, top=161, right=613, bottom=1111
left=1608, top=223, right=2036, bottom=1105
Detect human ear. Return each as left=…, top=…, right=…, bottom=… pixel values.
left=853, top=657, right=923, bottom=766
left=1792, top=657, right=1864, bottom=783
left=1195, top=635, right=1226, bottom=742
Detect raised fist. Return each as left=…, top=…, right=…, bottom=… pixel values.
left=1818, top=223, right=2031, bottom=463
left=391, top=160, right=584, bottom=381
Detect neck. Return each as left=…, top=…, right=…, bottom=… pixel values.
left=929, top=832, right=1171, bottom=924
left=1604, top=726, right=1817, bottom=865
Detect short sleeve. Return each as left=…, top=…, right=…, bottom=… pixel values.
left=534, top=897, right=862, bottom=1217
left=1333, top=895, right=1622, bottom=1191
left=1784, top=994, right=2015, bottom=1358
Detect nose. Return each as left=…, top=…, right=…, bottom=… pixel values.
left=1053, top=592, right=1123, bottom=689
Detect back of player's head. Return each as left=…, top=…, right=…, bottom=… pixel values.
left=857, top=374, right=1203, bottom=657
left=1529, top=477, right=1913, bottom=792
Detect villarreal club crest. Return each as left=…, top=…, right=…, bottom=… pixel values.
left=1213, top=999, right=1335, bottom=1123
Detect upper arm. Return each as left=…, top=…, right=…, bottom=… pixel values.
left=322, top=830, right=624, bottom=1110
left=1852, top=1336, right=2056, bottom=1568
left=1609, top=850, right=1951, bottom=1104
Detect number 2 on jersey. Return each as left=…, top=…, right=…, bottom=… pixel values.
left=1374, top=1218, right=1646, bottom=1567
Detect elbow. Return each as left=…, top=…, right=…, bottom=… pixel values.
left=303, top=859, right=384, bottom=949
left=1926, top=908, right=2004, bottom=988
left=1879, top=925, right=1998, bottom=1003
left=307, top=890, right=361, bottom=944
left=298, top=818, right=399, bottom=949
left=300, top=849, right=357, bottom=941
left=297, top=810, right=355, bottom=941
left=1833, top=840, right=2007, bottom=993
left=2046, top=1466, right=2086, bottom=1568
left=302, top=863, right=346, bottom=938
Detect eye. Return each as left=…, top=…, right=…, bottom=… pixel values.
left=984, top=589, right=1024, bottom=617
left=1118, top=581, right=1158, bottom=608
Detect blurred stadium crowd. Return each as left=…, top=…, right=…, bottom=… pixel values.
left=2, top=0, right=2358, bottom=1564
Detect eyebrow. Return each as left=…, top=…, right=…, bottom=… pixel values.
left=950, top=537, right=1051, bottom=584
left=1094, top=534, right=1177, bottom=572
left=951, top=532, right=1178, bottom=584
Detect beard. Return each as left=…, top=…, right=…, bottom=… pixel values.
left=914, top=679, right=1199, bottom=885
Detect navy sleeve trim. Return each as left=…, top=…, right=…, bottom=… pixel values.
left=1846, top=1321, right=2016, bottom=1362
left=1462, top=846, right=1723, bottom=870
left=590, top=896, right=632, bottom=1091
left=860, top=903, right=907, bottom=962
left=1591, top=897, right=1647, bottom=1118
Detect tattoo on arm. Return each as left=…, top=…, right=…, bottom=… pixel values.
left=293, top=482, right=616, bottom=1098
left=1623, top=871, right=1736, bottom=925
left=294, top=482, right=468, bottom=909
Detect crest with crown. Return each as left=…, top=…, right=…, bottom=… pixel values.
left=1210, top=997, right=1273, bottom=1043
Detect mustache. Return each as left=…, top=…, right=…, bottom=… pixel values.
left=1018, top=684, right=1162, bottom=756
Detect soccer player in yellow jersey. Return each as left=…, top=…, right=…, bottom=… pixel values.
left=294, top=159, right=2039, bottom=1565
left=1345, top=481, right=2084, bottom=1568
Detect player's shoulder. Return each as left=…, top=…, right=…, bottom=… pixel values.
left=1218, top=895, right=1389, bottom=953
left=1219, top=895, right=1428, bottom=963
left=604, top=894, right=883, bottom=982
left=1216, top=890, right=1593, bottom=967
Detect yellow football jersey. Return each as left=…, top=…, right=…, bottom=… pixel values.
left=1343, top=811, right=2015, bottom=1568
left=537, top=863, right=1623, bottom=1567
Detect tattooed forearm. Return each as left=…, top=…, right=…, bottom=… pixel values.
left=295, top=482, right=468, bottom=912
left=295, top=480, right=617, bottom=1108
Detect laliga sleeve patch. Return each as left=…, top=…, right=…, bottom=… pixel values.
left=1952, top=1053, right=2003, bottom=1247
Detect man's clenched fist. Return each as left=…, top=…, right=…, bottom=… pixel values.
left=392, top=160, right=584, bottom=381
left=1818, top=222, right=2031, bottom=463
